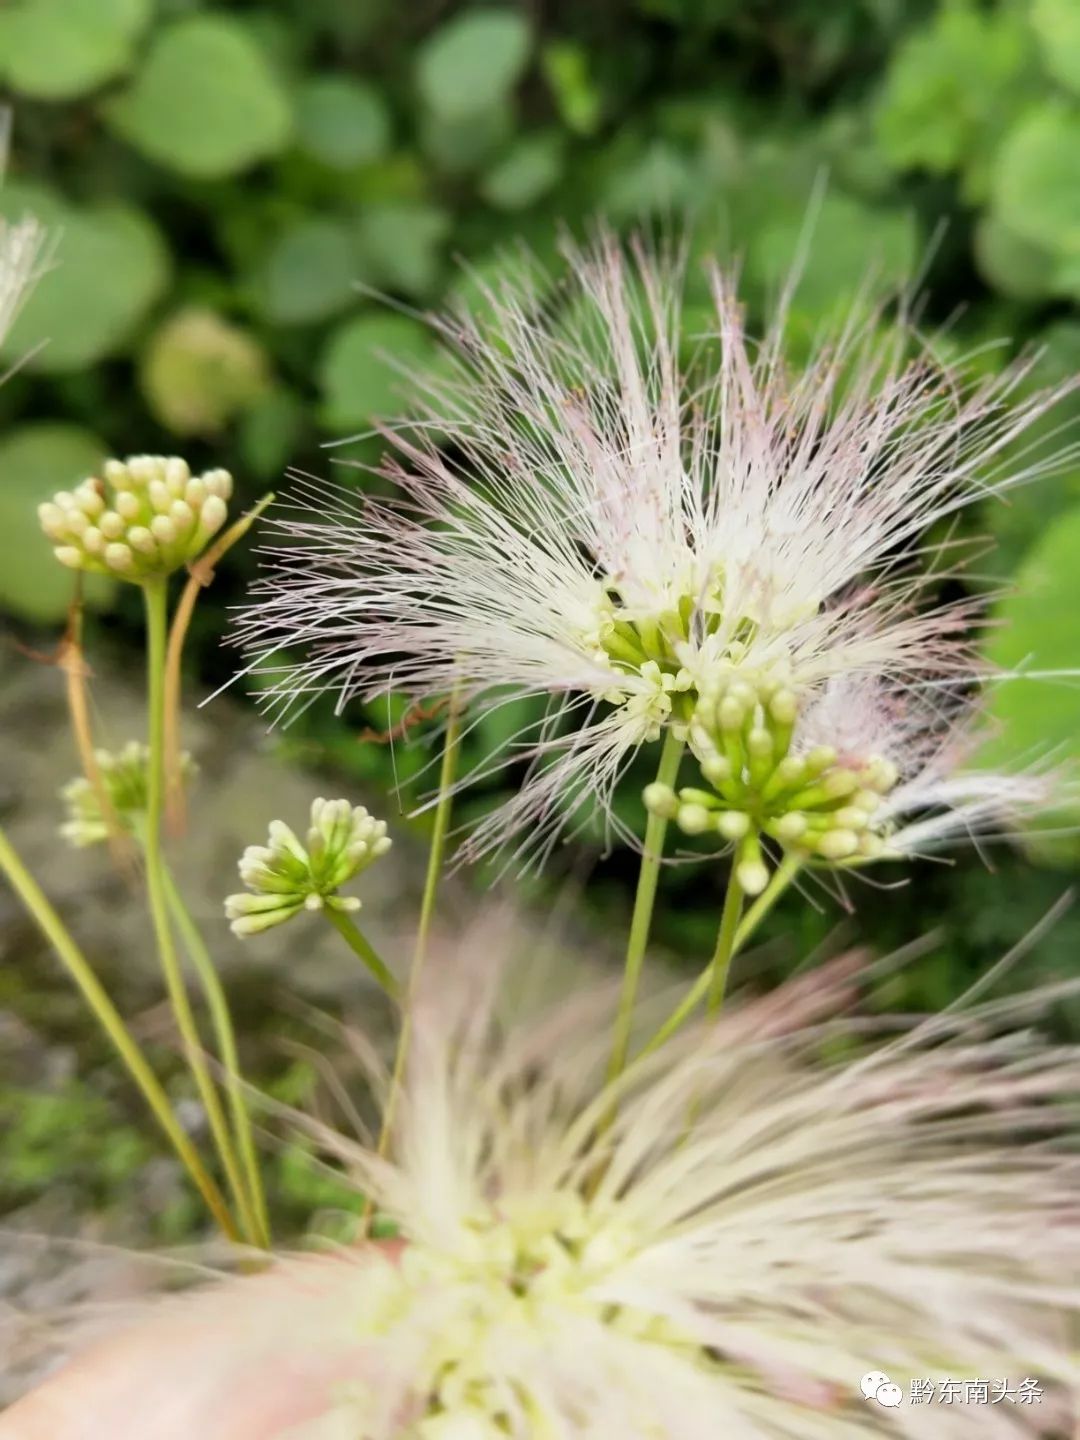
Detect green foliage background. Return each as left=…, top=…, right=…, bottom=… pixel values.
left=3, top=0, right=1080, bottom=1226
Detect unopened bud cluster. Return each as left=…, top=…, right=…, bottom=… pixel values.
left=644, top=676, right=900, bottom=894
left=225, top=798, right=391, bottom=937
left=60, top=742, right=196, bottom=848
left=38, top=455, right=232, bottom=582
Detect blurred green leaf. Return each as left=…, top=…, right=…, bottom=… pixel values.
left=257, top=218, right=360, bottom=324
left=0, top=182, right=169, bottom=373
left=480, top=132, right=565, bottom=210
left=416, top=9, right=531, bottom=121
left=419, top=99, right=515, bottom=175
left=601, top=139, right=698, bottom=218
left=0, top=0, right=150, bottom=100
left=974, top=214, right=1058, bottom=301
left=541, top=40, right=603, bottom=136
left=139, top=307, right=271, bottom=436
left=1032, top=0, right=1080, bottom=96
left=106, top=15, right=293, bottom=178
left=875, top=3, right=1036, bottom=201
left=983, top=502, right=1080, bottom=809
left=993, top=103, right=1080, bottom=259
left=318, top=313, right=433, bottom=431
left=296, top=76, right=392, bottom=170
left=0, top=424, right=114, bottom=622
left=352, top=203, right=451, bottom=298
left=238, top=386, right=305, bottom=479
left=747, top=191, right=917, bottom=313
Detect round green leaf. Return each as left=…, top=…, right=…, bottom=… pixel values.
left=748, top=192, right=917, bottom=313
left=974, top=214, right=1057, bottom=300
left=139, top=307, right=271, bottom=437
left=106, top=15, right=293, bottom=178
left=480, top=132, right=564, bottom=210
left=0, top=424, right=114, bottom=622
left=238, top=387, right=304, bottom=479
left=318, top=313, right=433, bottom=431
left=1032, top=0, right=1080, bottom=96
left=257, top=219, right=359, bottom=324
left=993, top=105, right=1080, bottom=257
left=296, top=76, right=391, bottom=169
left=984, top=503, right=1080, bottom=814
left=352, top=203, right=450, bottom=298
left=0, top=0, right=150, bottom=100
left=0, top=182, right=169, bottom=373
left=416, top=9, right=531, bottom=120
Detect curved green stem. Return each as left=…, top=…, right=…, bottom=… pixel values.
left=638, top=852, right=804, bottom=1061
left=368, top=691, right=463, bottom=1221
left=0, top=824, right=235, bottom=1237
left=606, top=728, right=685, bottom=1088
left=322, top=906, right=399, bottom=1000
left=706, top=868, right=745, bottom=1015
left=161, top=863, right=269, bottom=1248
left=142, top=577, right=247, bottom=1243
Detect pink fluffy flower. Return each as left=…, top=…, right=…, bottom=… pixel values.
left=234, top=236, right=1074, bottom=865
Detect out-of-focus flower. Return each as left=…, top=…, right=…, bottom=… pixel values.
left=0, top=211, right=47, bottom=350
left=233, top=235, right=1075, bottom=867
left=60, top=742, right=196, bottom=848
left=247, top=958, right=1080, bottom=1438
left=38, top=455, right=233, bottom=582
left=224, top=798, right=391, bottom=937
left=646, top=674, right=1063, bottom=893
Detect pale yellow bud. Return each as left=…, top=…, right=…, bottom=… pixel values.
left=104, top=542, right=135, bottom=573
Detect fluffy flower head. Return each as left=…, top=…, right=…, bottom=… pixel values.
left=235, top=236, right=1074, bottom=864
left=267, top=958, right=1080, bottom=1438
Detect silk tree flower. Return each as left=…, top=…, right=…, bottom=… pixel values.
left=38, top=455, right=233, bottom=582
left=90, top=955, right=1073, bottom=1439
left=233, top=236, right=1075, bottom=865
left=60, top=742, right=197, bottom=848
left=225, top=798, right=391, bottom=936
left=645, top=674, right=1063, bottom=893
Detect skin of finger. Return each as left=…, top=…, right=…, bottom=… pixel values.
left=0, top=1250, right=393, bottom=1440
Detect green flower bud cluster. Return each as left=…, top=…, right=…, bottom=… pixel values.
left=225, top=798, right=391, bottom=937
left=60, top=742, right=196, bottom=848
left=38, top=455, right=233, bottom=582
left=643, top=676, right=900, bottom=894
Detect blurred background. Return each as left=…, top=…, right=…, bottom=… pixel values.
left=1, top=0, right=1080, bottom=1251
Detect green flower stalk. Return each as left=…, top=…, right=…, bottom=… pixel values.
left=38, top=455, right=233, bottom=581
left=60, top=742, right=196, bottom=848
left=226, top=799, right=392, bottom=936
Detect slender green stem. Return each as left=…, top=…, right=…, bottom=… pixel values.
left=367, top=694, right=463, bottom=1225
left=638, top=852, right=805, bottom=1061
left=605, top=728, right=685, bottom=1088
left=142, top=578, right=248, bottom=1243
left=161, top=863, right=269, bottom=1248
left=0, top=824, right=235, bottom=1237
left=322, top=906, right=400, bottom=1001
left=706, top=868, right=745, bottom=1015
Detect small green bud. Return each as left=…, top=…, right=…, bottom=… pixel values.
left=676, top=803, right=713, bottom=836
left=225, top=799, right=391, bottom=938
left=716, top=810, right=751, bottom=841
left=815, top=828, right=859, bottom=861
left=643, top=782, right=679, bottom=819
left=701, top=754, right=733, bottom=787
left=40, top=455, right=234, bottom=583
left=61, top=743, right=196, bottom=847
left=771, top=812, right=808, bottom=843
